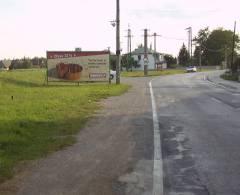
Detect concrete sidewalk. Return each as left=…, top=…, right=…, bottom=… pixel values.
left=206, top=70, right=240, bottom=93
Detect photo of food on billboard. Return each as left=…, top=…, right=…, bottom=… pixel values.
left=47, top=51, right=110, bottom=82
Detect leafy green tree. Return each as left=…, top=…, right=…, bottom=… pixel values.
left=110, top=55, right=116, bottom=70
left=194, top=27, right=240, bottom=66
left=22, top=58, right=33, bottom=69
left=193, top=27, right=210, bottom=65
left=178, top=43, right=190, bottom=66
left=121, top=54, right=135, bottom=71
left=206, top=28, right=239, bottom=65
left=234, top=57, right=240, bottom=71
left=164, top=54, right=177, bottom=67
left=193, top=46, right=200, bottom=61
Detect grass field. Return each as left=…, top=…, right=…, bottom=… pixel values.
left=121, top=68, right=215, bottom=77
left=121, top=69, right=185, bottom=77
left=0, top=69, right=130, bottom=183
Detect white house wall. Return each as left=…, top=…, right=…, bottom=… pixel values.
left=132, top=54, right=156, bottom=70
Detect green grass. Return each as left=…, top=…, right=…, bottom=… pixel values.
left=0, top=69, right=130, bottom=183
left=121, top=68, right=215, bottom=77
left=121, top=69, right=186, bottom=77
left=220, top=72, right=239, bottom=81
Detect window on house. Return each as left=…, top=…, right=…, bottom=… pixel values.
left=138, top=55, right=141, bottom=61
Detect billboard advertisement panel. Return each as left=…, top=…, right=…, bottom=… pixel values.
left=47, top=51, right=110, bottom=82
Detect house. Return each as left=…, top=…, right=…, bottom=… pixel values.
left=0, top=60, right=11, bottom=70
left=129, top=46, right=167, bottom=70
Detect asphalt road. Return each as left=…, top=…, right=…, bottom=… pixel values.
left=151, top=71, right=240, bottom=195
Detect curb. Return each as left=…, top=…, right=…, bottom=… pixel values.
left=206, top=76, right=238, bottom=90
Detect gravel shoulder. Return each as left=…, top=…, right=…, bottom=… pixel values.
left=0, top=77, right=154, bottom=195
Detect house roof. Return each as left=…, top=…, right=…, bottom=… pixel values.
left=0, top=60, right=11, bottom=68
left=131, top=47, right=157, bottom=55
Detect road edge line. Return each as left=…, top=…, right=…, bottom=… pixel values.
left=149, top=80, right=164, bottom=195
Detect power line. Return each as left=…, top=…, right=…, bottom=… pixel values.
left=160, top=36, right=187, bottom=41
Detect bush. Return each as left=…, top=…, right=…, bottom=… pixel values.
left=220, top=72, right=239, bottom=81
left=10, top=59, right=33, bottom=69
left=167, top=64, right=178, bottom=69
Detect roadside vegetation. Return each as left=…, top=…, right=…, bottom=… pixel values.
left=221, top=71, right=239, bottom=81
left=0, top=69, right=130, bottom=183
left=179, top=27, right=240, bottom=67
left=121, top=68, right=215, bottom=77
left=121, top=69, right=185, bottom=77
left=221, top=57, right=240, bottom=82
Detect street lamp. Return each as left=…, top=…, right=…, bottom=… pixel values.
left=110, top=20, right=116, bottom=27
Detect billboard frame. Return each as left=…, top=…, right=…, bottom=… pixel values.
left=46, top=50, right=111, bottom=85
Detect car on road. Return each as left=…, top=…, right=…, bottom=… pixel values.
left=186, top=66, right=197, bottom=73
left=110, top=70, right=116, bottom=80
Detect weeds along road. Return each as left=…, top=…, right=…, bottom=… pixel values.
left=1, top=71, right=240, bottom=195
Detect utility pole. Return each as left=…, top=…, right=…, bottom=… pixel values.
left=125, top=24, right=132, bottom=53
left=185, top=27, right=192, bottom=62
left=144, top=29, right=148, bottom=76
left=152, top=33, right=161, bottom=69
left=115, top=0, right=120, bottom=84
left=231, top=21, right=236, bottom=74
left=199, top=50, right=202, bottom=70
left=125, top=25, right=133, bottom=71
left=224, top=45, right=228, bottom=69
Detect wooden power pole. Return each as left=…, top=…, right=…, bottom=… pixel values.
left=116, top=0, right=120, bottom=84
left=144, top=29, right=148, bottom=76
left=152, top=33, right=161, bottom=69
left=231, top=21, right=236, bottom=74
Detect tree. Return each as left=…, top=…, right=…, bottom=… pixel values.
left=206, top=28, right=239, bottom=65
left=110, top=55, right=116, bottom=70
left=193, top=27, right=210, bottom=65
left=178, top=43, right=190, bottom=66
left=193, top=27, right=240, bottom=66
left=164, top=54, right=177, bottom=67
left=22, top=58, right=32, bottom=69
left=121, top=54, right=135, bottom=71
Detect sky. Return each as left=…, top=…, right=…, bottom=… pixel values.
left=0, top=0, right=239, bottom=59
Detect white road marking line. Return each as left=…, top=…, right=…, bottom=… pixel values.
left=149, top=81, right=164, bottom=195
left=211, top=97, right=234, bottom=110
left=203, top=74, right=206, bottom=81
left=205, top=79, right=223, bottom=88
left=204, top=78, right=240, bottom=96
left=211, top=97, right=222, bottom=104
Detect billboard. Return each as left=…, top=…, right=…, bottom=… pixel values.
left=47, top=51, right=110, bottom=82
